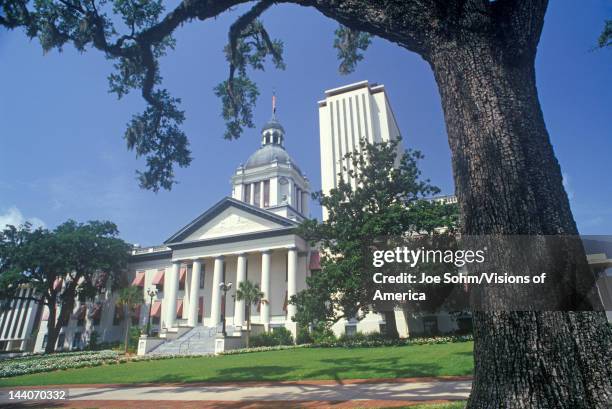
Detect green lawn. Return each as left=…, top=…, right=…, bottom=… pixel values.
left=393, top=404, right=465, bottom=409
left=0, top=342, right=473, bottom=387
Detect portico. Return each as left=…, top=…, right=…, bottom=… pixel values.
left=159, top=244, right=302, bottom=336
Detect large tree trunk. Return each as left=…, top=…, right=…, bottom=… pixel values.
left=428, top=36, right=612, bottom=407
left=124, top=305, right=130, bottom=354
left=382, top=310, right=399, bottom=339
left=44, top=300, right=59, bottom=354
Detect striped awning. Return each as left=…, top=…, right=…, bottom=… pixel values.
left=151, top=301, right=162, bottom=318
left=131, top=271, right=145, bottom=287
left=179, top=267, right=187, bottom=285
left=176, top=299, right=183, bottom=318
left=152, top=269, right=165, bottom=285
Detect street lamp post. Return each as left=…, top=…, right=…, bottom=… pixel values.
left=219, top=282, right=233, bottom=336
left=146, top=286, right=158, bottom=337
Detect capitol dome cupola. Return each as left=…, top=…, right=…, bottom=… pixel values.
left=231, top=93, right=310, bottom=220
left=260, top=95, right=285, bottom=147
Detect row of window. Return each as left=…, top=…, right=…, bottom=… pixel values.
left=243, top=180, right=271, bottom=208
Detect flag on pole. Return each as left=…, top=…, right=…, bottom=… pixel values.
left=272, top=92, right=276, bottom=115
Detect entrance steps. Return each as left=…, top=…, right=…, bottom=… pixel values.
left=149, top=326, right=233, bottom=355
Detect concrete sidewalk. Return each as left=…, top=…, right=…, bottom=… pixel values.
left=0, top=378, right=472, bottom=408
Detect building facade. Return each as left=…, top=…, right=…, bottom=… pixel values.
left=318, top=80, right=401, bottom=201
left=19, top=110, right=317, bottom=354
left=1, top=83, right=610, bottom=354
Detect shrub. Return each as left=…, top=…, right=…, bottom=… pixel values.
left=338, top=331, right=387, bottom=343
left=250, top=327, right=294, bottom=347
left=87, top=331, right=99, bottom=350
left=311, top=323, right=336, bottom=344
left=128, top=327, right=142, bottom=353
left=296, top=327, right=313, bottom=345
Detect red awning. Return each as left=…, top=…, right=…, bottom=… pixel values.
left=53, top=277, right=63, bottom=291
left=131, top=271, right=145, bottom=287
left=176, top=299, right=183, bottom=318
left=151, top=301, right=162, bottom=318
left=90, top=303, right=103, bottom=321
left=179, top=267, right=187, bottom=285
left=152, top=269, right=165, bottom=285
left=309, top=251, right=321, bottom=270
left=132, top=271, right=144, bottom=287
left=72, top=305, right=87, bottom=320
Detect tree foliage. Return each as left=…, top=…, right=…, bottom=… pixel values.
left=598, top=19, right=611, bottom=48
left=117, top=285, right=142, bottom=353
left=293, top=138, right=459, bottom=329
left=235, top=279, right=264, bottom=347
left=0, top=220, right=130, bottom=353
left=0, top=0, right=373, bottom=190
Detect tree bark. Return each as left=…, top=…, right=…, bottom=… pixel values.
left=124, top=305, right=130, bottom=354
left=44, top=298, right=58, bottom=354
left=427, top=35, right=612, bottom=408
left=382, top=310, right=400, bottom=339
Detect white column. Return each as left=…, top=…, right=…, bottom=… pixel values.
left=286, top=247, right=298, bottom=338
left=301, top=191, right=309, bottom=216
left=210, top=256, right=224, bottom=327
left=234, top=253, right=247, bottom=328
left=260, top=250, right=271, bottom=328
left=165, top=261, right=180, bottom=329
left=188, top=260, right=202, bottom=327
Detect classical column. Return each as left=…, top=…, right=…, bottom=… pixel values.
left=260, top=250, right=271, bottom=328
left=188, top=260, right=202, bottom=327
left=210, top=256, right=224, bottom=327
left=165, top=261, right=180, bottom=329
left=286, top=247, right=298, bottom=337
left=234, top=253, right=247, bottom=328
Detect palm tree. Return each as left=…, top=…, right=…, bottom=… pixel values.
left=117, top=286, right=142, bottom=354
left=235, top=280, right=264, bottom=348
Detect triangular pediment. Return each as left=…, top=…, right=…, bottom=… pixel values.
left=164, top=197, right=296, bottom=244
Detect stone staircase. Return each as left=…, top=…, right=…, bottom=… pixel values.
left=149, top=326, right=226, bottom=355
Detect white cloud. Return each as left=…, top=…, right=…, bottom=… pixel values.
left=0, top=206, right=46, bottom=229
left=562, top=172, right=574, bottom=201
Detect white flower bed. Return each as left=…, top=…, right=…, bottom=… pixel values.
left=0, top=350, right=120, bottom=378
left=0, top=350, right=212, bottom=378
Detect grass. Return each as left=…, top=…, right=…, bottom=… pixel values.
left=0, top=342, right=473, bottom=387
left=393, top=403, right=465, bottom=409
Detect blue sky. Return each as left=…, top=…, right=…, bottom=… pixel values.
left=0, top=1, right=610, bottom=246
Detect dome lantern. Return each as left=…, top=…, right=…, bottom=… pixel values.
left=261, top=92, right=285, bottom=147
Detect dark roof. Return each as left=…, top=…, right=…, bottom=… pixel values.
left=245, top=144, right=292, bottom=169
left=164, top=197, right=297, bottom=244
left=261, top=118, right=285, bottom=133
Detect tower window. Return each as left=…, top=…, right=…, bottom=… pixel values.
left=243, top=184, right=251, bottom=204
left=254, top=182, right=261, bottom=207
left=263, top=180, right=270, bottom=207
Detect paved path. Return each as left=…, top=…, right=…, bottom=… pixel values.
left=0, top=378, right=472, bottom=408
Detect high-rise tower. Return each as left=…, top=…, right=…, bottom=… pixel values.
left=318, top=81, right=401, bottom=215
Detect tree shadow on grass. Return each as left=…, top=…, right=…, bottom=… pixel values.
left=304, top=357, right=445, bottom=383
